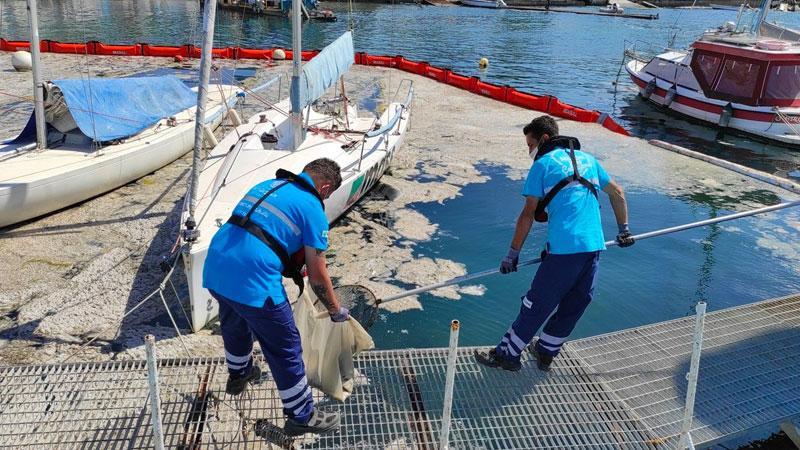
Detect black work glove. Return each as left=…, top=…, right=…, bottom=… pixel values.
left=499, top=247, right=520, bottom=274
left=615, top=223, right=635, bottom=248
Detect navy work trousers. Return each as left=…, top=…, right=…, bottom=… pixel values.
left=211, top=290, right=314, bottom=424
left=495, top=251, right=600, bottom=361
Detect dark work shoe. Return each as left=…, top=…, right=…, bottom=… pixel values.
left=530, top=347, right=554, bottom=372
left=284, top=410, right=341, bottom=436
left=226, top=365, right=261, bottom=396
left=473, top=348, right=522, bottom=372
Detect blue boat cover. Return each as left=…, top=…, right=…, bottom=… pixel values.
left=51, top=76, right=196, bottom=142
left=293, top=32, right=354, bottom=111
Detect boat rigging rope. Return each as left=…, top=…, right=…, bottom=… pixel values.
left=774, top=106, right=800, bottom=136
left=60, top=248, right=193, bottom=363
left=75, top=0, right=101, bottom=154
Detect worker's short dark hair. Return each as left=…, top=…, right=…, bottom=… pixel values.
left=304, top=158, right=342, bottom=191
left=523, top=115, right=559, bottom=140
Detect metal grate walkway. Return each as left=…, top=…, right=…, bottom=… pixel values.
left=0, top=294, right=799, bottom=449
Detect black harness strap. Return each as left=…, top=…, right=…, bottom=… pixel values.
left=227, top=170, right=324, bottom=295
left=534, top=141, right=599, bottom=223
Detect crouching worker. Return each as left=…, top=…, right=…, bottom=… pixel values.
left=475, top=115, right=635, bottom=372
left=202, top=158, right=349, bottom=436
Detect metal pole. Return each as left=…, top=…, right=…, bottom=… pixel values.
left=25, top=0, right=47, bottom=151
left=439, top=319, right=460, bottom=450
left=184, top=0, right=217, bottom=243
left=289, top=0, right=304, bottom=151
left=378, top=200, right=800, bottom=304
left=677, top=301, right=706, bottom=450
left=145, top=335, right=166, bottom=450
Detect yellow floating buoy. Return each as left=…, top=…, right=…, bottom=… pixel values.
left=273, top=49, right=286, bottom=61
left=478, top=57, right=489, bottom=69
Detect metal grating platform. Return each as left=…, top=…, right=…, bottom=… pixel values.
left=0, top=294, right=799, bottom=449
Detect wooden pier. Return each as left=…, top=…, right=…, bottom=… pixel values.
left=0, top=293, right=798, bottom=448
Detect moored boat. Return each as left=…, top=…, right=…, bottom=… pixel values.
left=180, top=24, right=413, bottom=331
left=461, top=0, right=508, bottom=8
left=626, top=5, right=800, bottom=146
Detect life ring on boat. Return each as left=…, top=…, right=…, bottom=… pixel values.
left=756, top=40, right=790, bottom=51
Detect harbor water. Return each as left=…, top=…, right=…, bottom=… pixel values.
left=0, top=1, right=799, bottom=352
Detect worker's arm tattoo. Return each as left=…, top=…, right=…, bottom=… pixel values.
left=311, top=281, right=336, bottom=311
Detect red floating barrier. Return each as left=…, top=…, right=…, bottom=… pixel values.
left=235, top=47, right=274, bottom=60
left=601, top=116, right=631, bottom=136
left=92, top=42, right=142, bottom=56
left=363, top=54, right=395, bottom=67
left=423, top=65, right=448, bottom=82
left=396, top=57, right=426, bottom=74
left=506, top=89, right=550, bottom=112
left=188, top=46, right=233, bottom=59
left=301, top=50, right=319, bottom=61
left=474, top=80, right=507, bottom=102
left=354, top=52, right=366, bottom=65
left=141, top=44, right=189, bottom=58
left=2, top=39, right=49, bottom=52
left=445, top=72, right=478, bottom=91
left=48, top=41, right=94, bottom=54
left=547, top=98, right=601, bottom=123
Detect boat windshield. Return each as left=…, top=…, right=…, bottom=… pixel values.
left=763, top=63, right=800, bottom=106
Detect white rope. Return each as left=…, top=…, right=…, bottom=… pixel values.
left=774, top=106, right=800, bottom=137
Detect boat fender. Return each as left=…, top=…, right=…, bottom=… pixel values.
left=203, top=125, right=219, bottom=148
left=719, top=103, right=734, bottom=127
left=643, top=78, right=657, bottom=99
left=227, top=109, right=243, bottom=127
left=11, top=51, right=32, bottom=72
left=664, top=85, right=677, bottom=106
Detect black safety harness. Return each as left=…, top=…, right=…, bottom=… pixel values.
left=533, top=137, right=599, bottom=223
left=226, top=169, right=325, bottom=295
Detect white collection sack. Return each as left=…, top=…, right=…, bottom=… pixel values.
left=293, top=287, right=375, bottom=401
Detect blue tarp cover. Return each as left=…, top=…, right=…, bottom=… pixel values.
left=293, top=32, right=354, bottom=111
left=51, top=76, right=196, bottom=142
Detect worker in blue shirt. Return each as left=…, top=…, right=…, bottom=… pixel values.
left=203, top=158, right=347, bottom=436
left=475, top=115, right=635, bottom=372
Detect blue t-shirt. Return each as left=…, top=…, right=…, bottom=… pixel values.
left=523, top=148, right=611, bottom=254
left=202, top=173, right=329, bottom=307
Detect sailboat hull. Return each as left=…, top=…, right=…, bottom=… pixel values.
left=0, top=86, right=240, bottom=228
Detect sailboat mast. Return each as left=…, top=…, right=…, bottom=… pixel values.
left=185, top=0, right=218, bottom=241
left=290, top=0, right=304, bottom=151
left=25, top=0, right=47, bottom=151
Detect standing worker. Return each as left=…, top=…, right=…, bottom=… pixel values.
left=203, top=158, right=348, bottom=436
left=474, top=115, right=635, bottom=372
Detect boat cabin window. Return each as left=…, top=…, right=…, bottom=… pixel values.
left=692, top=52, right=723, bottom=89
left=713, top=57, right=762, bottom=100
left=763, top=64, right=800, bottom=106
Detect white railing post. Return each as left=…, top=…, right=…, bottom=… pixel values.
left=439, top=319, right=460, bottom=450
left=145, top=335, right=166, bottom=450
left=677, top=301, right=706, bottom=450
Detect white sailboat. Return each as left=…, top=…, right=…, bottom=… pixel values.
left=0, top=0, right=239, bottom=229
left=180, top=0, right=413, bottom=331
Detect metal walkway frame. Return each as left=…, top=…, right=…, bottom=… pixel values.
left=0, top=293, right=799, bottom=449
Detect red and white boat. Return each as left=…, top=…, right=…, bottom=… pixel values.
left=626, top=4, right=800, bottom=146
